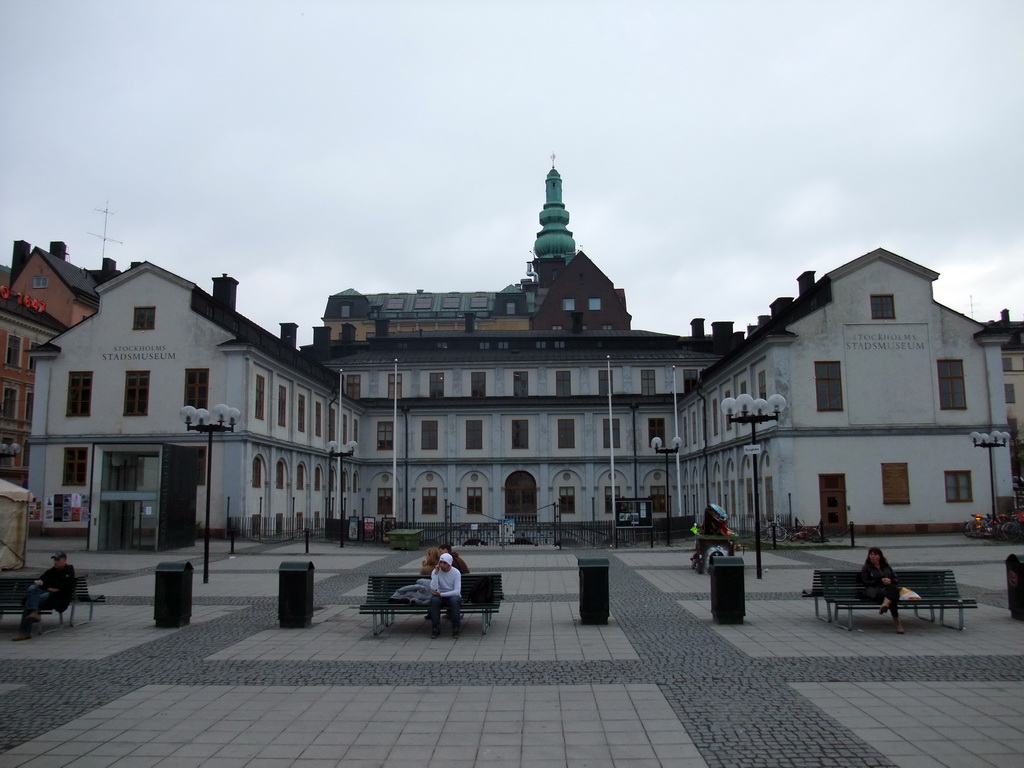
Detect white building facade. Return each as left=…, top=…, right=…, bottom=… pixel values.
left=679, top=249, right=1013, bottom=533
left=29, top=263, right=339, bottom=549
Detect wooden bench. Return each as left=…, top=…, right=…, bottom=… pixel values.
left=801, top=569, right=851, bottom=623
left=0, top=575, right=105, bottom=632
left=821, top=570, right=977, bottom=631
left=359, top=573, right=503, bottom=636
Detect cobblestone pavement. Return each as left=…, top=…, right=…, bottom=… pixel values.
left=1, top=534, right=1022, bottom=767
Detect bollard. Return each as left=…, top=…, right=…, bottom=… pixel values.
left=849, top=522, right=855, bottom=548
left=305, top=528, right=310, bottom=554
left=154, top=561, right=194, bottom=628
left=230, top=526, right=235, bottom=554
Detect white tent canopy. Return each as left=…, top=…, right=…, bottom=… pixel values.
left=0, top=478, right=31, bottom=570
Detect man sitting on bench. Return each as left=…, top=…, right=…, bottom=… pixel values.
left=429, top=553, right=462, bottom=640
left=12, top=551, right=75, bottom=642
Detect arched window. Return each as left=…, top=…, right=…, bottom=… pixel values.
left=314, top=466, right=322, bottom=491
left=329, top=467, right=336, bottom=492
left=251, top=456, right=263, bottom=488
left=276, top=460, right=286, bottom=489
left=296, top=463, right=306, bottom=490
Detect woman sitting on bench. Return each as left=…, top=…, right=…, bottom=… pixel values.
left=861, top=547, right=903, bottom=634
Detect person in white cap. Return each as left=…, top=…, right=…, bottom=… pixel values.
left=11, top=552, right=75, bottom=641
left=429, top=552, right=462, bottom=639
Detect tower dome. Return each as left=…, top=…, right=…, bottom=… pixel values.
left=533, top=167, right=576, bottom=260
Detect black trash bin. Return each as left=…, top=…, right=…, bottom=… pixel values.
left=710, top=555, right=745, bottom=624
left=279, top=561, right=315, bottom=628
left=154, top=560, right=194, bottom=628
left=578, top=556, right=609, bottom=625
left=1007, top=554, right=1024, bottom=621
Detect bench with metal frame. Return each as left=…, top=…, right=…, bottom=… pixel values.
left=359, top=573, right=503, bottom=636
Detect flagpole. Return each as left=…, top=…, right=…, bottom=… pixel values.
left=392, top=359, right=398, bottom=522
left=338, top=369, right=344, bottom=520
left=607, top=356, right=615, bottom=527
left=672, top=365, right=682, bottom=517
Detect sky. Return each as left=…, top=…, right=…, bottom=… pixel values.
left=2, top=1, right=1023, bottom=346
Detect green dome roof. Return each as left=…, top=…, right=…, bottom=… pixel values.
left=533, top=167, right=576, bottom=260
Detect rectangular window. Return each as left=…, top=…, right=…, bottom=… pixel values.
left=559, top=487, right=576, bottom=514
left=870, top=294, right=896, bottom=319
left=466, top=419, right=483, bottom=450
left=505, top=301, right=516, bottom=314
left=881, top=463, right=910, bottom=504
left=421, top=420, right=438, bottom=450
left=556, top=370, right=571, bottom=397
left=297, top=394, right=306, bottom=432
left=346, top=375, right=361, bottom=400
left=471, top=372, right=486, bottom=398
left=648, top=418, right=666, bottom=445
left=63, top=447, right=88, bottom=485
left=315, top=402, right=322, bottom=436
left=757, top=370, right=767, bottom=399
left=641, top=369, right=656, bottom=396
left=562, top=298, right=575, bottom=311
left=377, top=421, right=394, bottom=450
left=376, top=488, right=393, bottom=516
left=277, top=385, right=287, bottom=426
left=604, top=486, right=621, bottom=514
left=513, top=371, right=528, bottom=397
left=683, top=369, right=699, bottom=394
left=512, top=419, right=529, bottom=449
left=5, top=335, right=21, bottom=368
left=588, top=297, right=601, bottom=310
left=429, top=372, right=444, bottom=398
left=557, top=418, right=575, bottom=449
left=196, top=446, right=207, bottom=486
left=1007, top=383, right=1016, bottom=404
left=421, top=488, right=438, bottom=515
left=815, top=361, right=844, bottom=411
left=938, top=360, right=966, bottom=409
left=388, top=373, right=402, bottom=399
left=183, top=368, right=209, bottom=409
left=944, top=471, right=972, bottom=502
left=33, top=275, right=48, bottom=289
left=255, top=374, right=265, bottom=420
left=25, top=391, right=32, bottom=422
left=2, top=388, right=16, bottom=419
left=342, top=414, right=348, bottom=443
left=652, top=485, right=666, bottom=516
left=467, top=487, right=483, bottom=514
left=123, top=371, right=150, bottom=416
left=133, top=307, right=155, bottom=330
left=329, top=407, right=336, bottom=441
left=712, top=398, right=719, bottom=436
left=602, top=418, right=621, bottom=449
left=67, top=371, right=92, bottom=416
left=1003, top=357, right=1013, bottom=372
left=599, top=369, right=612, bottom=396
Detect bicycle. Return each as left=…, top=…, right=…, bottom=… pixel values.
left=790, top=518, right=827, bottom=543
left=759, top=519, right=790, bottom=542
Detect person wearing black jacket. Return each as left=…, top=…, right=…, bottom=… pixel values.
left=861, top=546, right=903, bottom=634
left=11, top=551, right=75, bottom=641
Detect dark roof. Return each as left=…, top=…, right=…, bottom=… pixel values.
left=35, top=248, right=101, bottom=305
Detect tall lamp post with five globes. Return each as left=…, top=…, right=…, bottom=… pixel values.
left=970, top=430, right=1011, bottom=522
left=720, top=393, right=787, bottom=580
left=180, top=404, right=240, bottom=584
left=650, top=436, right=682, bottom=545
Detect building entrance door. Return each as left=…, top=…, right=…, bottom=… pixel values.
left=504, top=471, right=537, bottom=521
left=818, top=474, right=847, bottom=533
left=98, top=500, right=157, bottom=550
left=96, top=451, right=161, bottom=551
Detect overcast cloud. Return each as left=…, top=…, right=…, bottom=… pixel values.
left=2, top=1, right=1022, bottom=344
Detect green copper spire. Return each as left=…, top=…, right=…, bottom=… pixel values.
left=533, top=164, right=576, bottom=260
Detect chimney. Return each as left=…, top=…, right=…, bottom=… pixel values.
left=374, top=318, right=389, bottom=337
left=757, top=314, right=770, bottom=327
left=1001, top=308, right=1010, bottom=323
left=711, top=321, right=734, bottom=356
left=733, top=331, right=745, bottom=347
left=312, top=326, right=331, bottom=358
left=464, top=312, right=476, bottom=333
left=797, top=270, right=816, bottom=295
left=690, top=318, right=706, bottom=338
left=102, top=257, right=117, bottom=275
left=571, top=311, right=584, bottom=334
left=770, top=297, right=794, bottom=317
left=280, top=322, right=298, bottom=348
left=212, top=274, right=238, bottom=310
left=747, top=325, right=758, bottom=336
left=49, top=241, right=67, bottom=260
left=11, top=240, right=31, bottom=281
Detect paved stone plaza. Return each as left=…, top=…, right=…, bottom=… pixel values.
left=1, top=533, right=1022, bottom=768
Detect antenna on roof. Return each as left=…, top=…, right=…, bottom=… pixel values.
left=88, top=201, right=123, bottom=259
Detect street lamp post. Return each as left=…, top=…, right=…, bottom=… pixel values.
left=971, top=430, right=1011, bottom=522
left=180, top=404, right=240, bottom=584
left=651, top=436, right=682, bottom=546
left=328, top=440, right=357, bottom=547
left=720, top=393, right=787, bottom=580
